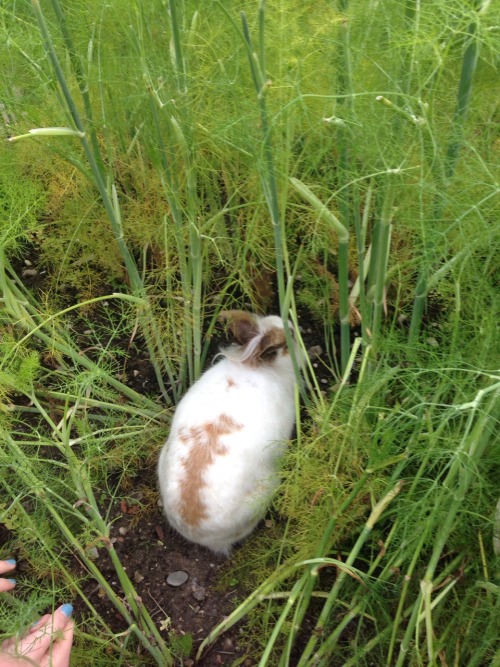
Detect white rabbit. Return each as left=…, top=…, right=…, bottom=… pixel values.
left=158, top=310, right=300, bottom=556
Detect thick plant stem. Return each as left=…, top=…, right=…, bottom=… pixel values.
left=31, top=1, right=141, bottom=294
left=134, top=2, right=202, bottom=389
left=48, top=0, right=104, bottom=174
left=289, top=177, right=350, bottom=374
left=277, top=471, right=371, bottom=666
left=196, top=471, right=371, bottom=663
left=409, top=6, right=481, bottom=343
left=240, top=7, right=286, bottom=312
left=30, top=0, right=173, bottom=402
left=369, top=188, right=394, bottom=346
left=341, top=554, right=465, bottom=667
left=353, top=184, right=373, bottom=347
left=3, top=434, right=173, bottom=666
left=168, top=0, right=186, bottom=92
left=335, top=0, right=354, bottom=373
left=444, top=21, right=480, bottom=179
left=395, top=386, right=499, bottom=666
left=0, top=477, right=123, bottom=645
left=297, top=481, right=404, bottom=666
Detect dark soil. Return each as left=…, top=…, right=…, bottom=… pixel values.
left=72, top=482, right=252, bottom=667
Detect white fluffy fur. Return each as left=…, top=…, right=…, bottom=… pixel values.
left=158, top=313, right=298, bottom=555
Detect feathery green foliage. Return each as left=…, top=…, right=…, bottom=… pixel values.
left=0, top=0, right=498, bottom=665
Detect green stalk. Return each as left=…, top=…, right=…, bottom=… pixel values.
left=398, top=0, right=420, bottom=108
left=239, top=4, right=307, bottom=393
left=42, top=390, right=162, bottom=421
left=30, top=394, right=169, bottom=655
left=168, top=0, right=186, bottom=92
left=48, top=0, right=104, bottom=174
left=368, top=188, right=394, bottom=347
left=170, top=116, right=203, bottom=382
left=334, top=0, right=355, bottom=373
left=195, top=562, right=297, bottom=661
left=196, top=471, right=371, bottom=663
left=2, top=434, right=172, bottom=665
left=30, top=1, right=140, bottom=293
left=385, top=376, right=484, bottom=664
left=444, top=20, right=480, bottom=179
left=277, top=470, right=371, bottom=666
left=297, top=481, right=404, bottom=666
left=386, top=529, right=429, bottom=665
left=289, top=177, right=350, bottom=373
left=213, top=2, right=301, bottom=387
left=352, top=184, right=373, bottom=347
left=395, top=386, right=499, bottom=666
left=409, top=3, right=482, bottom=343
left=0, top=479, right=125, bottom=647
left=466, top=595, right=500, bottom=667
left=240, top=6, right=287, bottom=313
left=30, top=0, right=173, bottom=402
left=144, top=82, right=191, bottom=394
left=341, top=553, right=466, bottom=667
left=257, top=578, right=305, bottom=667
left=316, top=521, right=403, bottom=663
left=133, top=4, right=202, bottom=389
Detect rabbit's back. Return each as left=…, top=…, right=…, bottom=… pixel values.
left=158, top=356, right=296, bottom=554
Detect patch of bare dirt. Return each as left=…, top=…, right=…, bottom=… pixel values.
left=72, top=484, right=257, bottom=666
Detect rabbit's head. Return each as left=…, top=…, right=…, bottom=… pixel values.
left=219, top=310, right=300, bottom=369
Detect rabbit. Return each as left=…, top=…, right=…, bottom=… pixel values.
left=158, top=310, right=300, bottom=556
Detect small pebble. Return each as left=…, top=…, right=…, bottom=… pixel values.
left=22, top=268, right=38, bottom=277
left=134, top=571, right=145, bottom=583
left=24, top=259, right=32, bottom=266
left=118, top=527, right=128, bottom=536
left=222, top=637, right=234, bottom=651
left=190, top=577, right=206, bottom=602
left=308, top=345, right=323, bottom=359
left=427, top=337, right=439, bottom=347
left=167, top=570, right=189, bottom=587
left=87, top=547, right=99, bottom=560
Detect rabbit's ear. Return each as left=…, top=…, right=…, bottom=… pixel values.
left=219, top=310, right=260, bottom=345
left=255, top=327, right=287, bottom=363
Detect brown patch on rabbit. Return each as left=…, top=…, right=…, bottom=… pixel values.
left=178, top=414, right=243, bottom=527
left=226, top=377, right=237, bottom=390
